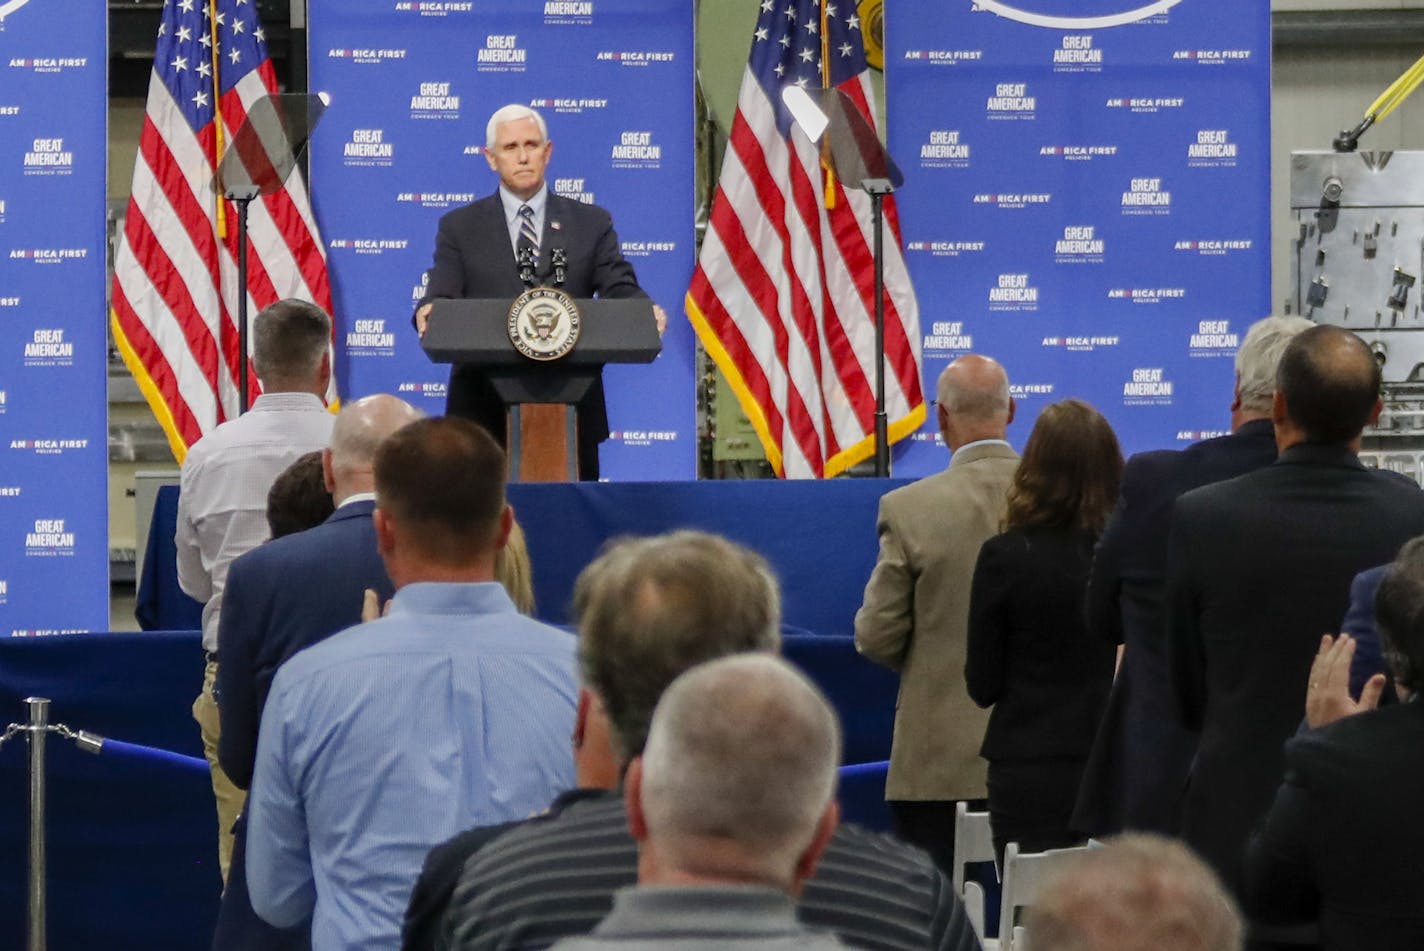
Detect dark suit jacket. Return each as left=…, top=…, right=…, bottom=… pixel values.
left=966, top=527, right=1114, bottom=760
left=1244, top=701, right=1424, bottom=951
left=1165, top=442, right=1424, bottom=895
left=212, top=501, right=392, bottom=951
left=216, top=499, right=393, bottom=789
left=1338, top=565, right=1396, bottom=702
left=1073, top=419, right=1278, bottom=838
left=418, top=191, right=644, bottom=465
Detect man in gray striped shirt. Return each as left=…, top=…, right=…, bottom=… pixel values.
left=428, top=531, right=979, bottom=951
left=549, top=655, right=849, bottom=951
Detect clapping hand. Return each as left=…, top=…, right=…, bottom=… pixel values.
left=1305, top=634, right=1387, bottom=729
left=361, top=588, right=392, bottom=623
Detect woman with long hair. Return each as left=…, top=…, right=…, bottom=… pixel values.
left=965, top=398, right=1123, bottom=859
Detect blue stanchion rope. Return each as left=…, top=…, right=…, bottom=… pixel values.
left=99, top=738, right=209, bottom=775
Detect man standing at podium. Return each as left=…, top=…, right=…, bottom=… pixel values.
left=414, top=103, right=662, bottom=480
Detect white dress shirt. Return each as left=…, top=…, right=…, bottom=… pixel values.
left=176, top=392, right=334, bottom=652
left=498, top=183, right=548, bottom=259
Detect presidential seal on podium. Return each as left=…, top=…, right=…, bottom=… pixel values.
left=507, top=286, right=582, bottom=361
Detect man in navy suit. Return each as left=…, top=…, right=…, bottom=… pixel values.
left=1072, top=316, right=1313, bottom=840
left=212, top=393, right=424, bottom=951
left=414, top=104, right=665, bottom=480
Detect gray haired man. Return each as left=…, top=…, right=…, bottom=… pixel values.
left=551, top=655, right=847, bottom=951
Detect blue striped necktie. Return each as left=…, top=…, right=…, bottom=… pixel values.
left=517, top=203, right=539, bottom=258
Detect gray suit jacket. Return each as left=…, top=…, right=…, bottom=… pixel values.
left=855, top=441, right=1019, bottom=799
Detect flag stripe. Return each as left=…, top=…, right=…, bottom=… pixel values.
left=120, top=201, right=224, bottom=395
left=706, top=209, right=825, bottom=476
left=111, top=271, right=211, bottom=446
left=786, top=131, right=875, bottom=440
left=112, top=0, right=334, bottom=460
left=723, top=99, right=831, bottom=472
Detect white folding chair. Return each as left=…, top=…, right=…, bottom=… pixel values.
left=951, top=801, right=999, bottom=948
left=997, top=841, right=1091, bottom=951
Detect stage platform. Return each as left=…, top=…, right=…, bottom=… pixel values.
left=4, top=477, right=910, bottom=949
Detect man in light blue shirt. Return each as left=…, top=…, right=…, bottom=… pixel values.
left=246, top=417, right=577, bottom=951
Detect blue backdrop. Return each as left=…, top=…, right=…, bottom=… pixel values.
left=885, top=0, right=1271, bottom=473
left=307, top=0, right=697, bottom=479
left=0, top=0, right=109, bottom=636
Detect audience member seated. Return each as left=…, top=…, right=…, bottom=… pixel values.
left=422, top=530, right=979, bottom=951
left=549, top=654, right=849, bottom=951
left=1244, top=536, right=1424, bottom=951
left=1165, top=324, right=1424, bottom=897
left=213, top=394, right=423, bottom=951
left=245, top=417, right=578, bottom=951
left=1026, top=834, right=1242, bottom=951
left=265, top=451, right=335, bottom=539
left=966, top=399, right=1122, bottom=859
left=176, top=297, right=336, bottom=881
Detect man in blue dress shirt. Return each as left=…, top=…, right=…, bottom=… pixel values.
left=246, top=416, right=578, bottom=951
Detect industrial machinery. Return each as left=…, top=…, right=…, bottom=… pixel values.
left=1290, top=55, right=1424, bottom=481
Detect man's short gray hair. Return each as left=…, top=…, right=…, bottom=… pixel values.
left=640, top=655, right=841, bottom=880
left=329, top=394, right=424, bottom=474
left=1234, top=315, right=1314, bottom=414
left=251, top=299, right=330, bottom=388
left=574, top=530, right=781, bottom=763
left=936, top=357, right=1010, bottom=422
left=485, top=103, right=548, bottom=150
left=1026, top=834, right=1243, bottom=951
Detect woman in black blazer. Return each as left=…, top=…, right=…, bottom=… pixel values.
left=966, top=398, right=1122, bottom=859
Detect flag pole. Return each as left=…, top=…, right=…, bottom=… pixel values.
left=207, top=0, right=251, bottom=415
left=207, top=0, right=226, bottom=240
left=819, top=1, right=836, bottom=209
left=870, top=181, right=889, bottom=477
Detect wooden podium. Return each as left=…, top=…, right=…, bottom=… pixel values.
left=421, top=297, right=662, bottom=481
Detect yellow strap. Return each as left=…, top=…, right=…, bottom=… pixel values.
left=1377, top=63, right=1424, bottom=121
left=1367, top=51, right=1424, bottom=120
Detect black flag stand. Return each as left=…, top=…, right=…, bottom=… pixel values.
left=213, top=93, right=328, bottom=413
left=783, top=85, right=906, bottom=477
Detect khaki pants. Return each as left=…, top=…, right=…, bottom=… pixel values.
left=193, top=660, right=246, bottom=885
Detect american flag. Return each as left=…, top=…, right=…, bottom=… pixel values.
left=110, top=0, right=332, bottom=462
left=686, top=0, right=924, bottom=478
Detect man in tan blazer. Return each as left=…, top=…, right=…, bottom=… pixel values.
left=855, top=354, right=1019, bottom=873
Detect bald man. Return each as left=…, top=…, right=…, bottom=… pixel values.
left=214, top=394, right=424, bottom=951
left=551, top=655, right=847, bottom=951
left=855, top=354, right=1018, bottom=872
left=1166, top=324, right=1424, bottom=899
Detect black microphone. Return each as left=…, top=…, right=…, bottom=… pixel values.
left=551, top=246, right=567, bottom=288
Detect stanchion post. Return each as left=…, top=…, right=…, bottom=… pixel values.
left=25, top=697, right=48, bottom=951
